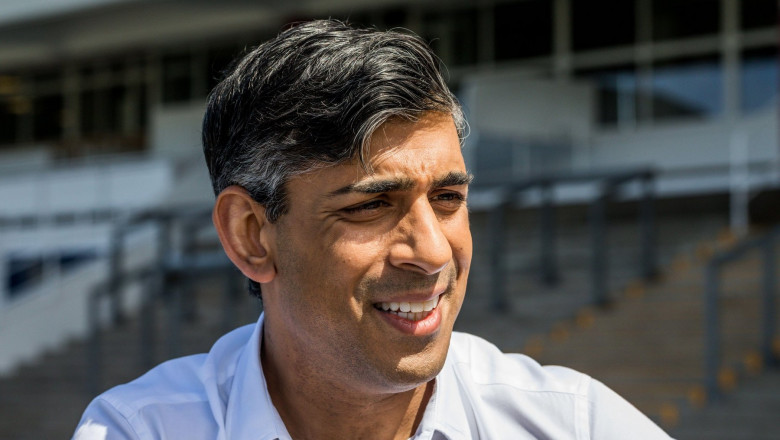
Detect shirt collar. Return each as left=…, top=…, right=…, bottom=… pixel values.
left=225, top=313, right=292, bottom=440
left=224, top=315, right=470, bottom=440
left=412, top=342, right=471, bottom=440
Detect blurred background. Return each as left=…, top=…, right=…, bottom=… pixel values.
left=0, top=0, right=779, bottom=438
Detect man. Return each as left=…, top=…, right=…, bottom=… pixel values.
left=74, top=20, right=671, bottom=439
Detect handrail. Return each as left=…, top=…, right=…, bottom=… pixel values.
left=482, top=167, right=657, bottom=310
left=703, top=225, right=780, bottom=399
left=85, top=205, right=240, bottom=395
left=103, top=205, right=213, bottom=324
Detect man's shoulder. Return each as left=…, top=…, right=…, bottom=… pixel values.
left=98, top=323, right=254, bottom=409
left=96, top=353, right=210, bottom=412
left=447, top=331, right=591, bottom=396
left=74, top=323, right=257, bottom=439
left=441, top=332, right=672, bottom=439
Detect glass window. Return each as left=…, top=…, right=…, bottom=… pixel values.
left=32, top=70, right=61, bottom=95
left=741, top=0, right=778, bottom=30
left=423, top=8, right=478, bottom=67
left=80, top=89, right=95, bottom=135
left=207, top=46, right=243, bottom=92
left=472, top=134, right=515, bottom=182
left=342, top=12, right=372, bottom=29
left=494, top=0, right=552, bottom=61
left=651, top=56, right=722, bottom=120
left=0, top=98, right=17, bottom=145
left=741, top=47, right=778, bottom=113
left=576, top=65, right=638, bottom=127
left=162, top=53, right=192, bottom=103
left=572, top=0, right=635, bottom=51
left=652, top=0, right=719, bottom=41
left=0, top=75, right=21, bottom=145
left=381, top=7, right=407, bottom=29
left=33, top=94, right=63, bottom=142
left=137, top=84, right=148, bottom=131
left=107, top=85, right=125, bottom=133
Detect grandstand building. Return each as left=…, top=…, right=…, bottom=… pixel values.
left=0, top=0, right=777, bottom=376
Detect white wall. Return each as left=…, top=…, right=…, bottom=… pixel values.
left=0, top=0, right=132, bottom=26
left=589, top=112, right=778, bottom=171
left=149, top=102, right=207, bottom=160
left=0, top=146, right=51, bottom=174
left=0, top=158, right=172, bottom=218
left=461, top=72, right=594, bottom=141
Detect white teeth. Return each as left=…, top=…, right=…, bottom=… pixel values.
left=377, top=296, right=440, bottom=321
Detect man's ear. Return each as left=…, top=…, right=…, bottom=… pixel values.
left=213, top=185, right=277, bottom=284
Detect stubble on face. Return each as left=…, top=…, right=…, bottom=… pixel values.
left=261, top=113, right=471, bottom=396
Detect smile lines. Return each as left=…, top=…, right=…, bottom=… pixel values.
left=375, top=296, right=439, bottom=321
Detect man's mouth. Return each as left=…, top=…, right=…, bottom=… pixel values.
left=373, top=296, right=440, bottom=322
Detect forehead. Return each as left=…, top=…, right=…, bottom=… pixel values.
left=284, top=113, right=465, bottom=202
left=363, top=113, right=464, bottom=175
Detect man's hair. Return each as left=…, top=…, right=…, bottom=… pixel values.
left=202, top=19, right=465, bottom=222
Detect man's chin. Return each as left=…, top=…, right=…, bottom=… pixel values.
left=380, top=337, right=451, bottom=391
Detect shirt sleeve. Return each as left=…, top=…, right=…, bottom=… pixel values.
left=587, top=378, right=674, bottom=439
left=72, top=397, right=141, bottom=440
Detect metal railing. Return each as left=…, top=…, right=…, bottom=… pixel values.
left=85, top=205, right=245, bottom=395
left=703, top=225, right=780, bottom=399
left=482, top=167, right=658, bottom=310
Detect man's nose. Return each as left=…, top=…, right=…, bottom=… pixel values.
left=388, top=198, right=452, bottom=275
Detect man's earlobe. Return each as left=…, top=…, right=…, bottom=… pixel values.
left=213, top=186, right=277, bottom=284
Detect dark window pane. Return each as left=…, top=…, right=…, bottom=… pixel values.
left=32, top=70, right=61, bottom=93
left=137, top=84, right=147, bottom=130
left=576, top=65, right=638, bottom=126
left=494, top=0, right=552, bottom=60
left=207, top=46, right=243, bottom=92
left=162, top=54, right=192, bottom=103
left=33, top=94, right=63, bottom=141
left=343, top=12, right=372, bottom=28
left=651, top=56, right=722, bottom=120
left=423, top=8, right=478, bottom=67
left=80, top=88, right=113, bottom=135
left=572, top=1, right=635, bottom=51
left=107, top=85, right=125, bottom=132
left=652, top=0, right=720, bottom=41
left=382, top=7, right=407, bottom=29
left=450, top=10, right=478, bottom=66
left=80, top=89, right=95, bottom=134
left=0, top=98, right=17, bottom=145
left=741, top=47, right=778, bottom=113
left=7, top=256, right=43, bottom=297
left=741, top=0, right=778, bottom=30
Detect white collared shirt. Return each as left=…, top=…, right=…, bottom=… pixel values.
left=73, top=314, right=672, bottom=439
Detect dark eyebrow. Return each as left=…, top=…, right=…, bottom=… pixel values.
left=329, top=177, right=415, bottom=197
left=328, top=171, right=472, bottom=197
left=432, top=171, right=473, bottom=189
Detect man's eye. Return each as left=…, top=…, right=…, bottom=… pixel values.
left=342, top=199, right=389, bottom=214
left=433, top=192, right=466, bottom=206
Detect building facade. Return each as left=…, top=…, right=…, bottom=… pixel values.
left=0, top=0, right=777, bottom=197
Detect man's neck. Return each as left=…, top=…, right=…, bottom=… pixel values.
left=261, top=330, right=434, bottom=440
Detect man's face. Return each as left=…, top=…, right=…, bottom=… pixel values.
left=262, top=112, right=472, bottom=393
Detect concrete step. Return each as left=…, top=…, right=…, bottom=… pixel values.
left=670, top=369, right=780, bottom=440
